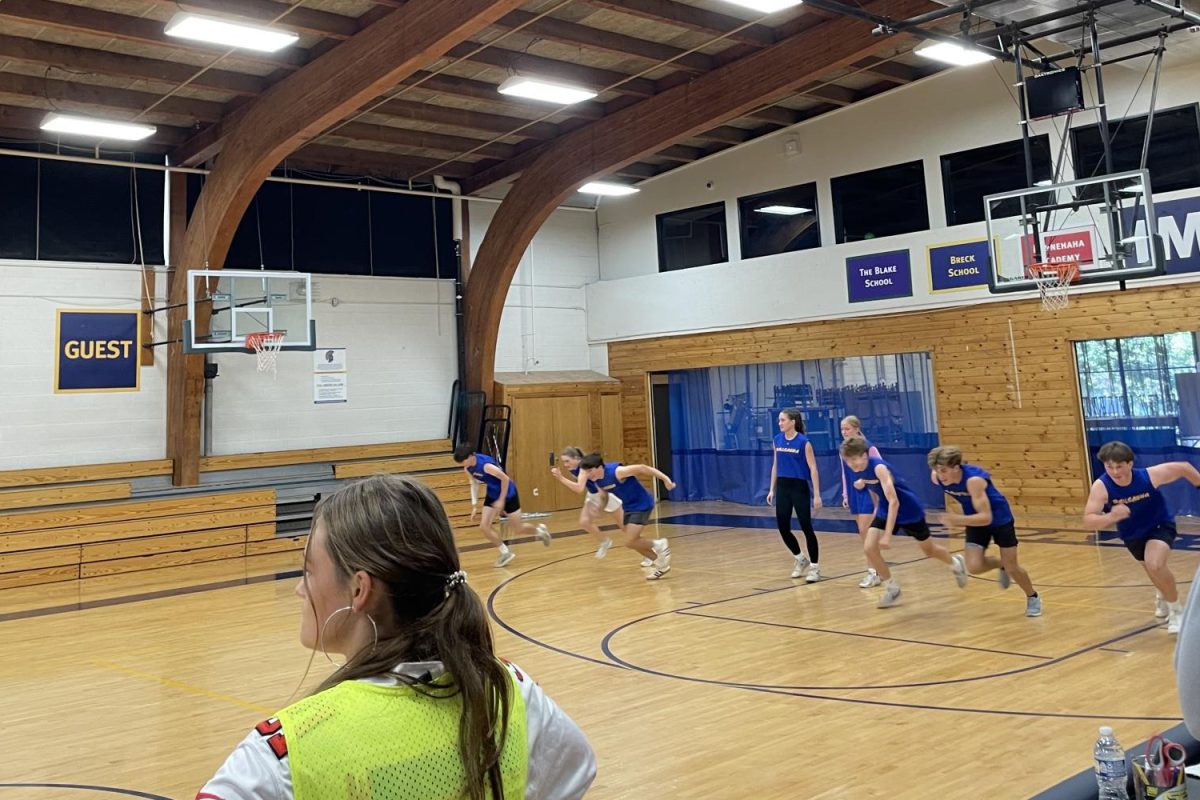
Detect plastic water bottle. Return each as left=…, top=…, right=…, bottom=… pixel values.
left=1094, top=726, right=1130, bottom=800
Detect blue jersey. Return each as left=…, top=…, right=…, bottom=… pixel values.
left=470, top=454, right=516, bottom=500
left=937, top=464, right=1014, bottom=526
left=1100, top=467, right=1172, bottom=541
left=773, top=432, right=811, bottom=480
left=853, top=457, right=924, bottom=524
left=587, top=463, right=654, bottom=512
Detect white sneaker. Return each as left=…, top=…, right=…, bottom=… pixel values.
left=805, top=563, right=821, bottom=583
left=1168, top=609, right=1182, bottom=634
left=790, top=553, right=810, bottom=579
left=950, top=554, right=968, bottom=588
left=535, top=524, right=552, bottom=547
left=646, top=565, right=670, bottom=580
left=494, top=550, right=515, bottom=568
left=595, top=537, right=613, bottom=559
left=858, top=569, right=880, bottom=588
left=1155, top=593, right=1168, bottom=619
left=640, top=557, right=653, bottom=567
left=652, top=540, right=671, bottom=571
left=877, top=582, right=902, bottom=608
left=997, top=568, right=1011, bottom=590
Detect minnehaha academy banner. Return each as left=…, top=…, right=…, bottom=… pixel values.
left=55, top=309, right=141, bottom=393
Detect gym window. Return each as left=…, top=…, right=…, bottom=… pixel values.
left=737, top=183, right=820, bottom=260
left=940, top=136, right=1053, bottom=226
left=656, top=201, right=729, bottom=272
left=1070, top=104, right=1200, bottom=196
left=831, top=160, right=929, bottom=244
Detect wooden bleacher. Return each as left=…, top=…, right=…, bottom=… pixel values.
left=0, top=439, right=473, bottom=591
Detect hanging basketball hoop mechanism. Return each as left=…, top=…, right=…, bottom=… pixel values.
left=1025, top=261, right=1079, bottom=312
left=245, top=331, right=286, bottom=376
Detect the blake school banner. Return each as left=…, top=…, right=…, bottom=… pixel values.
left=846, top=249, right=913, bottom=303
left=55, top=309, right=141, bottom=393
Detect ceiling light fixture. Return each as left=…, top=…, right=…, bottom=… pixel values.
left=914, top=41, right=997, bottom=66
left=719, top=0, right=804, bottom=11
left=498, top=76, right=598, bottom=105
left=756, top=205, right=811, bottom=215
left=41, top=113, right=157, bottom=141
left=579, top=181, right=640, bottom=196
left=165, top=13, right=300, bottom=53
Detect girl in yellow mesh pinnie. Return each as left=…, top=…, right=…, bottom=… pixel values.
left=199, top=475, right=596, bottom=800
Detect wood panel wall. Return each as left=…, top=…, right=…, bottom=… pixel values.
left=607, top=282, right=1200, bottom=518
left=495, top=377, right=623, bottom=513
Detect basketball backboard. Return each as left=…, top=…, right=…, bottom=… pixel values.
left=184, top=269, right=316, bottom=353
left=984, top=169, right=1165, bottom=293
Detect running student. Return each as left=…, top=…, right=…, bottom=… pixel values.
left=199, top=475, right=596, bottom=800
left=841, top=438, right=967, bottom=608
left=928, top=446, right=1041, bottom=617
left=840, top=415, right=881, bottom=588
left=579, top=454, right=675, bottom=580
left=551, top=446, right=622, bottom=559
left=767, top=408, right=823, bottom=582
left=1083, top=441, right=1200, bottom=634
left=453, top=445, right=551, bottom=568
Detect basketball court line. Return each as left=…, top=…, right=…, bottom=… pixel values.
left=0, top=784, right=171, bottom=799
left=674, top=609, right=1055, bottom=660
left=91, top=658, right=273, bottom=715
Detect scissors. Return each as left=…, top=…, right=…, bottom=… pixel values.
left=1145, top=735, right=1187, bottom=786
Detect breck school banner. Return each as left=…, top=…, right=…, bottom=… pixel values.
left=928, top=239, right=991, bottom=292
left=55, top=309, right=141, bottom=393
left=846, top=249, right=913, bottom=303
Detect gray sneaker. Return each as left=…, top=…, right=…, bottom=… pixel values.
left=950, top=554, right=968, bottom=588
left=997, top=568, right=1012, bottom=590
left=877, top=583, right=902, bottom=608
left=535, top=524, right=552, bottom=547
left=495, top=550, right=515, bottom=568
left=1025, top=594, right=1042, bottom=617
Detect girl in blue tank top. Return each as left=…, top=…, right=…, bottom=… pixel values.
left=840, top=416, right=882, bottom=589
left=929, top=446, right=1040, bottom=617
left=768, top=409, right=823, bottom=582
left=841, top=438, right=966, bottom=610
left=551, top=446, right=620, bottom=559
left=580, top=453, right=677, bottom=581
left=1083, top=441, right=1200, bottom=634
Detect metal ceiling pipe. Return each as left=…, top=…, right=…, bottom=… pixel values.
left=1133, top=0, right=1200, bottom=25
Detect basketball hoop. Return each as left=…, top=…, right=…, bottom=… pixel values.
left=1026, top=261, right=1078, bottom=312
left=245, top=331, right=285, bottom=376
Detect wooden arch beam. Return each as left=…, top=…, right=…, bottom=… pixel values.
left=463, top=0, right=931, bottom=397
left=166, top=0, right=525, bottom=485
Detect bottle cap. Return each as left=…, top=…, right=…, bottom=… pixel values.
left=1099, top=726, right=1114, bottom=736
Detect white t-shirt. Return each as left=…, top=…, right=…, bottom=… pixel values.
left=197, top=661, right=595, bottom=800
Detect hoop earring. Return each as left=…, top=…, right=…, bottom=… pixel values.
left=318, top=606, right=379, bottom=668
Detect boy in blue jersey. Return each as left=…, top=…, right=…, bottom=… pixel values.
left=580, top=453, right=676, bottom=580
left=928, top=446, right=1041, bottom=617
left=841, top=438, right=967, bottom=608
left=1083, top=441, right=1200, bottom=634
left=454, top=444, right=551, bottom=568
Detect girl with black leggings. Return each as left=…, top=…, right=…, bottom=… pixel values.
left=767, top=408, right=823, bottom=581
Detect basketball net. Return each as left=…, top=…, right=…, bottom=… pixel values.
left=1028, top=262, right=1078, bottom=312
left=245, top=332, right=285, bottom=377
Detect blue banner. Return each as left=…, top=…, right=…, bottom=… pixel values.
left=55, top=310, right=141, bottom=393
left=846, top=250, right=912, bottom=303
left=928, top=239, right=991, bottom=292
left=1122, top=193, right=1200, bottom=274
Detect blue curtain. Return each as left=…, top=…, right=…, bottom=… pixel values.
left=666, top=353, right=942, bottom=509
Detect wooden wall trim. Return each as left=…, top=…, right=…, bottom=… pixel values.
left=607, top=282, right=1200, bottom=516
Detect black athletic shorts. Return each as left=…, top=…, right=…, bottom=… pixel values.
left=965, top=521, right=1018, bottom=549
left=1123, top=523, right=1177, bottom=562
left=870, top=516, right=931, bottom=541
left=485, top=492, right=521, bottom=514
left=623, top=509, right=652, bottom=527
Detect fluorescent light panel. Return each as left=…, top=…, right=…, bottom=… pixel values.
left=498, top=76, right=598, bottom=105
left=165, top=13, right=299, bottom=53
left=579, top=181, right=639, bottom=196
left=756, top=205, right=811, bottom=215
left=719, top=0, right=804, bottom=11
left=41, top=113, right=156, bottom=141
left=914, top=41, right=996, bottom=66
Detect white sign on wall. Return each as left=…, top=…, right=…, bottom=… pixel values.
left=313, top=347, right=347, bottom=404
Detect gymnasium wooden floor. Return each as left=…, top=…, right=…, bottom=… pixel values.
left=1, top=501, right=1196, bottom=799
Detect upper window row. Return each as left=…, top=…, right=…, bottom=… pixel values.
left=657, top=104, right=1200, bottom=272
